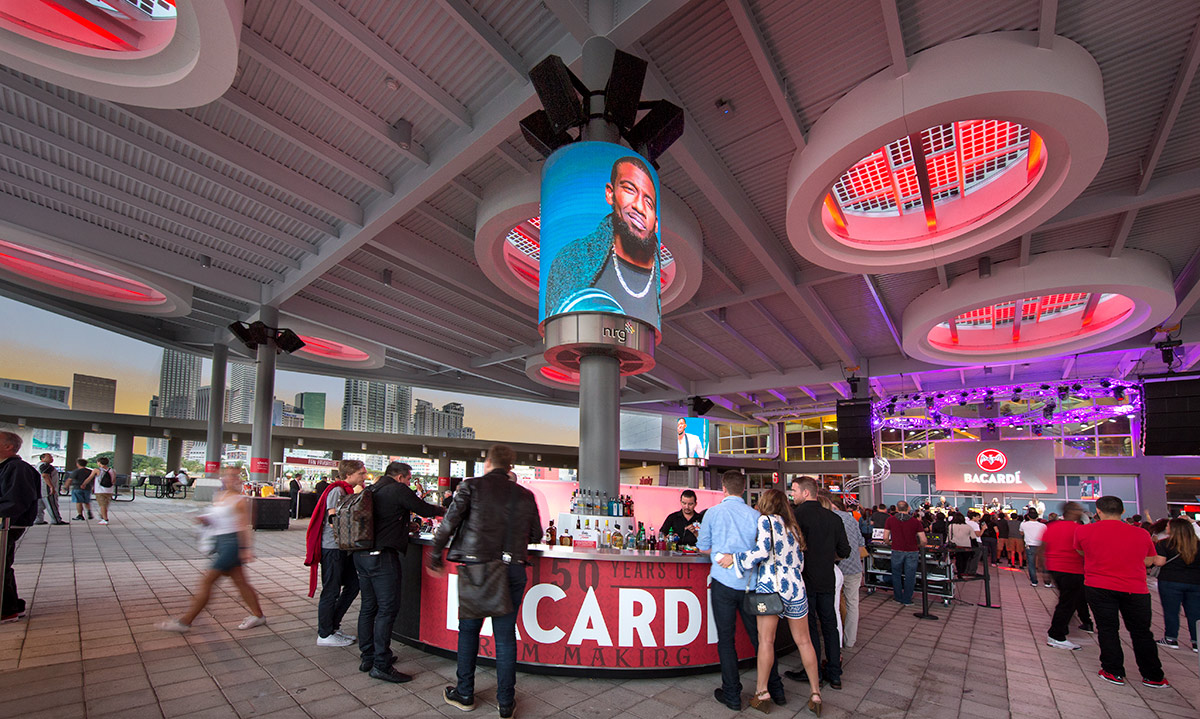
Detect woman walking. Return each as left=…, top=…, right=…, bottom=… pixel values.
left=948, top=513, right=974, bottom=577
left=1155, top=517, right=1200, bottom=652
left=158, top=465, right=266, bottom=632
left=718, top=489, right=823, bottom=715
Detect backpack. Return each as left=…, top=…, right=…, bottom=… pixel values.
left=100, top=468, right=114, bottom=488
left=333, top=485, right=375, bottom=550
left=858, top=513, right=872, bottom=537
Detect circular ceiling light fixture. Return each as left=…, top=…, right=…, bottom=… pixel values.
left=475, top=170, right=702, bottom=313
left=276, top=315, right=384, bottom=369
left=902, top=249, right=1176, bottom=365
left=524, top=353, right=626, bottom=391
left=787, top=31, right=1107, bottom=273
left=0, top=0, right=242, bottom=108
left=0, top=235, right=189, bottom=315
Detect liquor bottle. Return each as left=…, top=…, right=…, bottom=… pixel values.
left=666, top=529, right=676, bottom=552
left=625, top=495, right=635, bottom=517
left=599, top=521, right=610, bottom=548
left=648, top=528, right=658, bottom=551
left=611, top=524, right=623, bottom=549
left=625, top=524, right=637, bottom=549
left=576, top=517, right=581, bottom=531
left=570, top=489, right=578, bottom=514
left=544, top=521, right=556, bottom=545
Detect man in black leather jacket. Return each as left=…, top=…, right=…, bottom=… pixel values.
left=429, top=444, right=541, bottom=719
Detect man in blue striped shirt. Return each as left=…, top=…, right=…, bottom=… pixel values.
left=698, top=470, right=786, bottom=710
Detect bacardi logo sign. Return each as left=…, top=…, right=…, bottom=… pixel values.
left=976, top=449, right=1007, bottom=472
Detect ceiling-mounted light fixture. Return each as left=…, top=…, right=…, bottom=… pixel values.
left=296, top=438, right=304, bottom=447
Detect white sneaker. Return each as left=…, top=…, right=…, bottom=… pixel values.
left=98, top=519, right=108, bottom=525
left=1046, top=636, right=1081, bottom=650
left=157, top=619, right=191, bottom=633
left=237, top=615, right=267, bottom=630
left=335, top=630, right=356, bottom=642
left=317, top=633, right=355, bottom=647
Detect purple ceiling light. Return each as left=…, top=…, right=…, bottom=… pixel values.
left=873, top=377, right=1141, bottom=431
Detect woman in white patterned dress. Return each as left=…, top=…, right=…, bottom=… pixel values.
left=718, top=489, right=823, bottom=715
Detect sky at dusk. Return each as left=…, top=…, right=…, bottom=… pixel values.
left=1, top=295, right=581, bottom=447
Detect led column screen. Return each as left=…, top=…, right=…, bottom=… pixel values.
left=539, top=142, right=662, bottom=331
left=677, top=417, right=709, bottom=467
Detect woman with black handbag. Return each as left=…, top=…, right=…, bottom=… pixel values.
left=717, top=489, right=823, bottom=715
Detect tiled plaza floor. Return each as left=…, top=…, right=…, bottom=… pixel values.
left=2, top=496, right=1198, bottom=718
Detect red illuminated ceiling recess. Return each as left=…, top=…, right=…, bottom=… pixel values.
left=824, top=120, right=1046, bottom=246
left=0, top=239, right=167, bottom=305
left=296, top=335, right=371, bottom=363
left=928, top=292, right=1136, bottom=354
left=504, top=215, right=677, bottom=292
left=539, top=365, right=579, bottom=385
left=0, top=0, right=176, bottom=54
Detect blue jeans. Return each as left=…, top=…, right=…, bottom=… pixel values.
left=456, top=563, right=527, bottom=709
left=710, top=579, right=784, bottom=705
left=891, top=550, right=919, bottom=604
left=353, top=550, right=400, bottom=670
left=1158, top=580, right=1200, bottom=643
left=1025, top=545, right=1041, bottom=584
left=318, top=548, right=359, bottom=638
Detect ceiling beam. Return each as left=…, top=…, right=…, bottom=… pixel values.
left=673, top=327, right=753, bottom=379
left=362, top=231, right=537, bottom=324
left=863, top=275, right=905, bottom=356
left=645, top=362, right=691, bottom=394
left=796, top=386, right=817, bottom=400
left=470, top=344, right=541, bottom=369
left=0, top=109, right=321, bottom=257
left=0, top=136, right=302, bottom=272
left=1061, top=355, right=1076, bottom=380
left=450, top=176, right=484, bottom=203
left=703, top=310, right=785, bottom=374
left=1012, top=301, right=1023, bottom=342
left=494, top=142, right=538, bottom=175
left=0, top=71, right=337, bottom=238
left=1114, top=350, right=1143, bottom=379
left=1159, top=242, right=1200, bottom=330
left=657, top=345, right=719, bottom=381
left=292, top=0, right=473, bottom=128
left=0, top=193, right=261, bottom=302
left=1108, top=209, right=1138, bottom=257
left=1018, top=232, right=1032, bottom=266
left=1179, top=345, right=1200, bottom=372
left=880, top=0, right=908, bottom=76
left=1138, top=18, right=1200, bottom=194
left=936, top=264, right=949, bottom=290
left=640, top=46, right=859, bottom=367
left=123, top=106, right=363, bottom=225
left=283, top=294, right=550, bottom=398
left=1041, top=165, right=1200, bottom=232
left=412, top=204, right=475, bottom=244
left=830, top=381, right=851, bottom=399
left=433, top=0, right=526, bottom=78
left=703, top=253, right=743, bottom=294
left=747, top=300, right=820, bottom=367
left=215, top=90, right=393, bottom=194
left=724, top=0, right=806, bottom=148
left=0, top=168, right=285, bottom=281
left=766, top=389, right=789, bottom=403
left=1080, top=291, right=1102, bottom=326
left=1038, top=0, right=1058, bottom=49
left=239, top=30, right=428, bottom=167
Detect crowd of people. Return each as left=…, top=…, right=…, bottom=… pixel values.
left=4, top=430, right=1199, bottom=712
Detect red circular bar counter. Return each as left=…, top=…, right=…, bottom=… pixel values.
left=394, top=541, right=758, bottom=677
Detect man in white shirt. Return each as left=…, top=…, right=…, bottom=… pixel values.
left=1021, top=510, right=1049, bottom=587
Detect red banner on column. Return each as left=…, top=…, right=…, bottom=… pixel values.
left=438, top=476, right=450, bottom=489
left=204, top=461, right=220, bottom=474
left=250, top=457, right=269, bottom=474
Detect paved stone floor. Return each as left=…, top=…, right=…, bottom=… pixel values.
left=2, top=496, right=1198, bottom=718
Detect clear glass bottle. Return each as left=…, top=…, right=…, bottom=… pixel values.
left=625, top=524, right=637, bottom=549
left=611, top=524, right=624, bottom=549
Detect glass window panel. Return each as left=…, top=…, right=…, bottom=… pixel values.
left=1061, top=437, right=1095, bottom=457
left=719, top=438, right=732, bottom=452
left=804, top=447, right=822, bottom=460
left=880, top=428, right=902, bottom=442
left=927, top=429, right=949, bottom=442
left=882, top=444, right=903, bottom=460
left=1001, top=425, right=1029, bottom=439
left=785, top=448, right=803, bottom=461
left=822, top=429, right=839, bottom=444
left=1061, top=422, right=1090, bottom=436
left=1098, top=436, right=1131, bottom=457
left=1098, top=417, right=1130, bottom=435
left=822, top=446, right=836, bottom=460
left=903, top=429, right=927, bottom=442
left=803, top=431, right=821, bottom=446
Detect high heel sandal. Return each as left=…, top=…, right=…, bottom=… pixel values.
left=807, top=691, right=823, bottom=716
left=748, top=690, right=772, bottom=714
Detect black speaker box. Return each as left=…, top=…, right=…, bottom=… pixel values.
left=837, top=398, right=876, bottom=458
left=1143, top=378, right=1200, bottom=456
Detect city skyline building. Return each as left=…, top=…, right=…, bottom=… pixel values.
left=0, top=377, right=69, bottom=408
left=341, top=380, right=411, bottom=434
left=147, top=349, right=201, bottom=459
left=272, top=398, right=304, bottom=427
left=412, top=399, right=473, bottom=438
left=294, top=392, right=326, bottom=429
left=226, top=362, right=256, bottom=424
left=71, top=373, right=116, bottom=412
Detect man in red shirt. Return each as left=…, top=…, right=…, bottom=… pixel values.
left=1073, top=495, right=1168, bottom=688
left=1042, top=502, right=1093, bottom=650
left=882, top=501, right=926, bottom=606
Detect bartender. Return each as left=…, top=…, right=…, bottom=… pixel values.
left=661, top=489, right=704, bottom=546
left=987, top=497, right=1001, bottom=512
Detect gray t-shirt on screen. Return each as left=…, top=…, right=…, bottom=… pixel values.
left=320, top=486, right=346, bottom=550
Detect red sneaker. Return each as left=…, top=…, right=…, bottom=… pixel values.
left=1141, top=678, right=1170, bottom=689
left=1097, top=669, right=1125, bottom=686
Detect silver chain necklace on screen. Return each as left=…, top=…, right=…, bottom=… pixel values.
left=613, top=249, right=653, bottom=299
